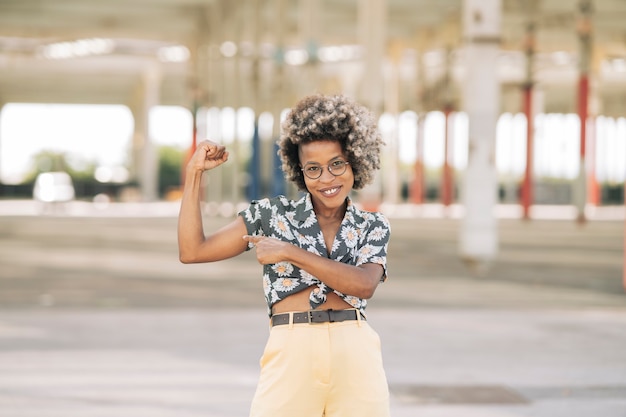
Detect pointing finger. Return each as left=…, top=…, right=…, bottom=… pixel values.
left=243, top=235, right=262, bottom=244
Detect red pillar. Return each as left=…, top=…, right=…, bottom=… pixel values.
left=440, top=107, right=454, bottom=206
left=521, top=84, right=533, bottom=220
left=521, top=20, right=535, bottom=220
left=410, top=113, right=425, bottom=204
left=575, top=0, right=592, bottom=224
left=586, top=116, right=600, bottom=206
left=577, top=73, right=589, bottom=224
left=578, top=75, right=589, bottom=162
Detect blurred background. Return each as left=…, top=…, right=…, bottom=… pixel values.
left=0, top=1, right=625, bottom=416
left=0, top=0, right=624, bottom=208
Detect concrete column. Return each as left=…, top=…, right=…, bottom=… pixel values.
left=586, top=42, right=604, bottom=207
left=298, top=0, right=320, bottom=96
left=208, top=1, right=225, bottom=109
left=441, top=105, right=454, bottom=207
left=255, top=0, right=277, bottom=199
left=203, top=0, right=225, bottom=206
left=141, top=63, right=162, bottom=202
left=358, top=0, right=386, bottom=114
left=214, top=2, right=240, bottom=204
left=240, top=0, right=263, bottom=109
left=271, top=0, right=288, bottom=197
left=130, top=62, right=162, bottom=202
left=181, top=15, right=205, bottom=189
left=459, top=0, right=501, bottom=269
left=441, top=19, right=460, bottom=209
left=383, top=41, right=403, bottom=205
left=521, top=18, right=536, bottom=220
left=357, top=0, right=386, bottom=210
left=410, top=31, right=430, bottom=204
left=574, top=0, right=593, bottom=223
left=246, top=0, right=263, bottom=201
left=0, top=102, right=4, bottom=184
left=410, top=113, right=426, bottom=204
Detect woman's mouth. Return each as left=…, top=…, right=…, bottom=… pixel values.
left=320, top=186, right=341, bottom=197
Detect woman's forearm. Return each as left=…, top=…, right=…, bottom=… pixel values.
left=177, top=169, right=206, bottom=263
left=285, top=245, right=382, bottom=299
left=242, top=234, right=383, bottom=298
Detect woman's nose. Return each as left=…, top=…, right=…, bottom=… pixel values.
left=319, top=166, right=335, bottom=181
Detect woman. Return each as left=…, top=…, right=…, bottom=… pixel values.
left=178, top=93, right=391, bottom=417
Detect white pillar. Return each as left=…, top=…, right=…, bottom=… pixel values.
left=357, top=0, right=386, bottom=210
left=271, top=0, right=289, bottom=197
left=459, top=0, right=501, bottom=268
left=0, top=102, right=4, bottom=183
left=358, top=0, right=386, bottom=113
left=296, top=0, right=320, bottom=96
left=136, top=63, right=162, bottom=201
left=383, top=42, right=402, bottom=205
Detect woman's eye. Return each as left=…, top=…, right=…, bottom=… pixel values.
left=306, top=166, right=321, bottom=173
left=331, top=160, right=345, bottom=168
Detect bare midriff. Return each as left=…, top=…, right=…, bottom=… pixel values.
left=271, top=286, right=353, bottom=315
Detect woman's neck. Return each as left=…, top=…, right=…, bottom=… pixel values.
left=313, top=199, right=347, bottom=223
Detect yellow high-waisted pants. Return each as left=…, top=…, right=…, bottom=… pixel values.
left=249, top=313, right=390, bottom=417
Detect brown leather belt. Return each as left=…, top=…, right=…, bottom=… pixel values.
left=271, top=309, right=365, bottom=327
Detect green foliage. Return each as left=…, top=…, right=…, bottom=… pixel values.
left=158, top=145, right=184, bottom=196
left=22, top=151, right=97, bottom=183
left=18, top=147, right=185, bottom=199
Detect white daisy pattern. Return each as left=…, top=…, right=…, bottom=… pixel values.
left=274, top=277, right=299, bottom=292
left=356, top=244, right=383, bottom=265
left=300, top=213, right=317, bottom=229
left=306, top=246, right=322, bottom=256
left=297, top=233, right=316, bottom=247
left=299, top=269, right=319, bottom=286
left=368, top=225, right=388, bottom=242
left=238, top=194, right=390, bottom=316
left=270, top=213, right=295, bottom=240
left=272, top=262, right=294, bottom=277
left=340, top=225, right=359, bottom=248
left=262, top=273, right=271, bottom=296
left=258, top=198, right=272, bottom=209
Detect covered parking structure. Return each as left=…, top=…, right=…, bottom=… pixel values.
left=0, top=0, right=625, bottom=265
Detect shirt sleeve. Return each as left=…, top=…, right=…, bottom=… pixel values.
left=237, top=198, right=270, bottom=251
left=355, top=212, right=391, bottom=282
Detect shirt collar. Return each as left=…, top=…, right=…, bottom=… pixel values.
left=294, top=193, right=357, bottom=222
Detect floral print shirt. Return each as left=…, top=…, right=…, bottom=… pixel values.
left=238, top=193, right=390, bottom=316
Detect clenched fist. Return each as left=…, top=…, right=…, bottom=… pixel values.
left=188, top=140, right=229, bottom=173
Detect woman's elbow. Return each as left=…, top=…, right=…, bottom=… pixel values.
left=179, top=249, right=227, bottom=264
left=179, top=249, right=200, bottom=264
left=360, top=286, right=377, bottom=300
left=353, top=282, right=378, bottom=299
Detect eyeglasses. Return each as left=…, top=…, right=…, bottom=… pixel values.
left=301, top=159, right=350, bottom=180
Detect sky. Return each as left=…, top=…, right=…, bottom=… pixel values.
left=0, top=103, right=624, bottom=185
left=0, top=104, right=191, bottom=184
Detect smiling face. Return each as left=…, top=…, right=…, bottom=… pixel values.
left=299, top=140, right=354, bottom=216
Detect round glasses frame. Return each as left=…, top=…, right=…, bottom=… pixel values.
left=301, top=159, right=350, bottom=180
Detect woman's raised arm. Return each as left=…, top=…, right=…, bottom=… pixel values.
left=177, top=141, right=248, bottom=263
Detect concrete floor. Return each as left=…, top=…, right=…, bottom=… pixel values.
left=0, top=201, right=625, bottom=416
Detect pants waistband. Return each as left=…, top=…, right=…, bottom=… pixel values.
left=270, top=309, right=365, bottom=327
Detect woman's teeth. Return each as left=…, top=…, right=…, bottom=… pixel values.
left=323, top=187, right=339, bottom=195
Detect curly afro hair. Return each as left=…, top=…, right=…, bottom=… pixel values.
left=278, top=94, right=384, bottom=191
